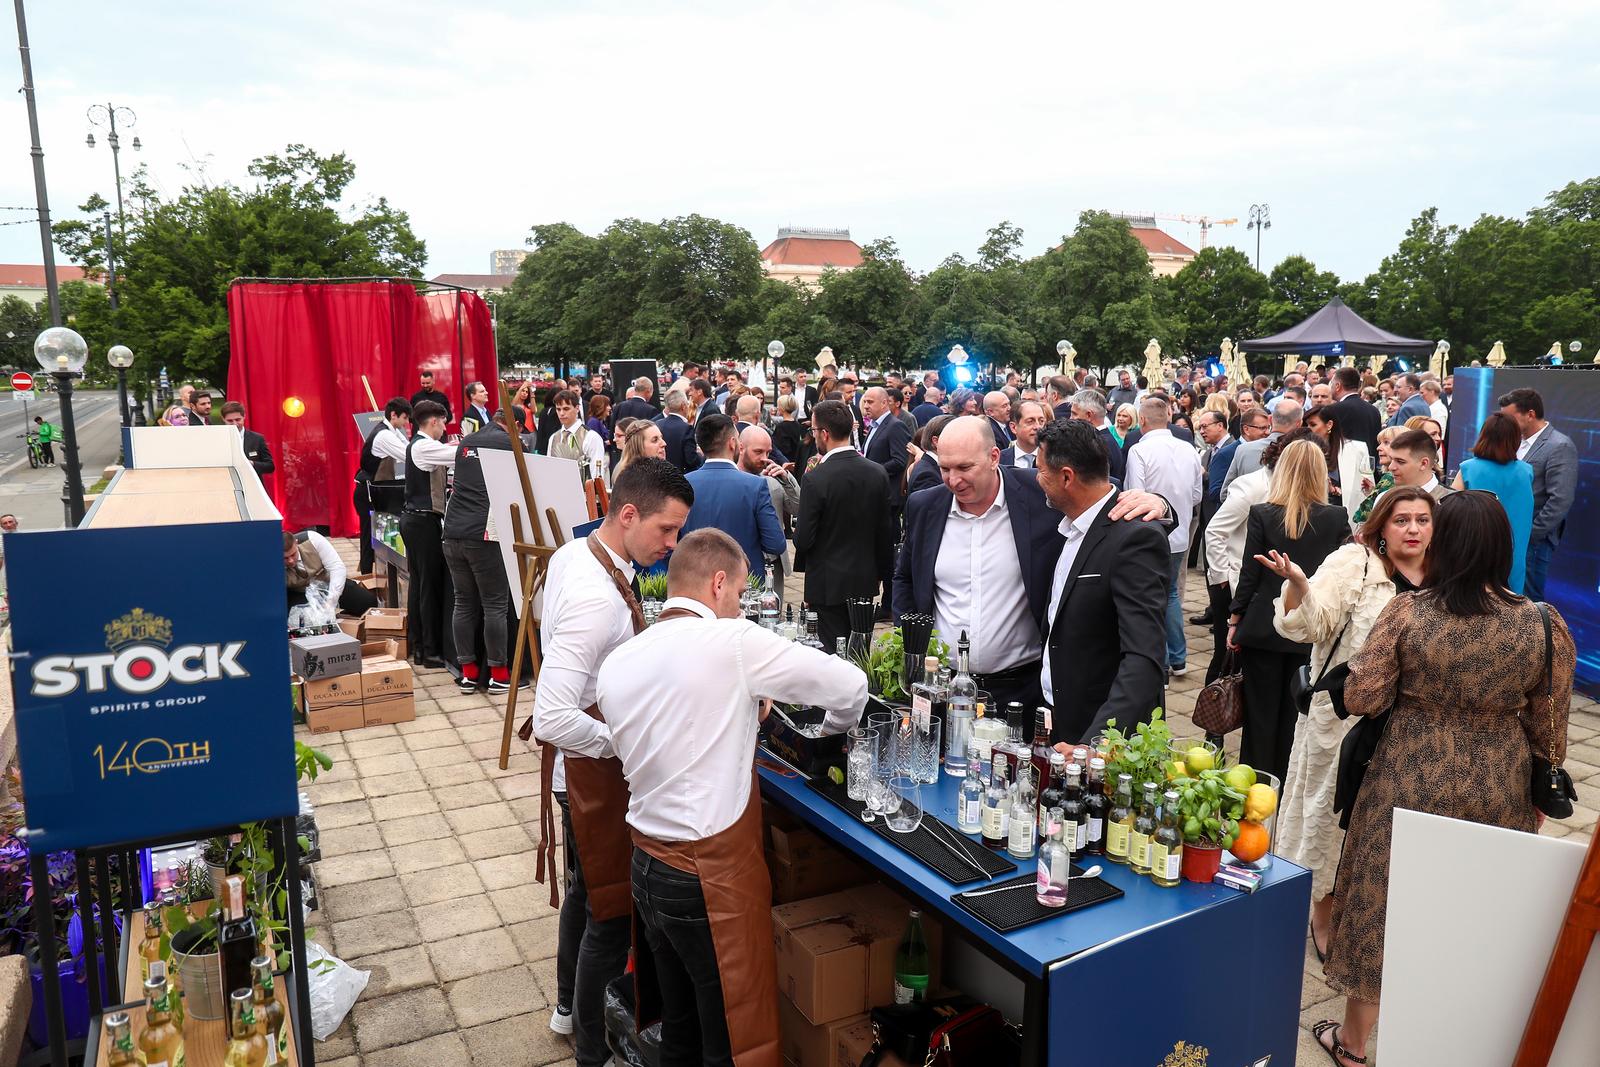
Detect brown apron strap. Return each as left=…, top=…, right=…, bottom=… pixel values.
left=535, top=741, right=560, bottom=908
left=654, top=605, right=700, bottom=623
left=586, top=534, right=645, bottom=633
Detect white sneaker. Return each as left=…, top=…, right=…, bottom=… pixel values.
left=549, top=1004, right=573, bottom=1035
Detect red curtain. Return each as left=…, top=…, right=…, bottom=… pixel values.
left=226, top=280, right=498, bottom=536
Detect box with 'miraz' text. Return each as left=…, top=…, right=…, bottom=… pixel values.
left=289, top=632, right=361, bottom=681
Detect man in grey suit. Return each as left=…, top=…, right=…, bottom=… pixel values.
left=1220, top=400, right=1298, bottom=500
left=1500, top=387, right=1578, bottom=600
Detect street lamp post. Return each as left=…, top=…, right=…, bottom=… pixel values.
left=85, top=103, right=139, bottom=233
left=34, top=327, right=89, bottom=526
left=766, top=339, right=784, bottom=384
left=1247, top=203, right=1271, bottom=270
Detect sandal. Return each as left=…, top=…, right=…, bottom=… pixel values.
left=1310, top=918, right=1327, bottom=963
left=1312, top=1020, right=1367, bottom=1066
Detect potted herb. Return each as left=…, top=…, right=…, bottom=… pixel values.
left=1169, top=769, right=1247, bottom=884
left=1100, top=707, right=1175, bottom=793
left=863, top=628, right=949, bottom=701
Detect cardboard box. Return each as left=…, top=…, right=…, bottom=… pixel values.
left=361, top=638, right=407, bottom=661
left=360, top=657, right=414, bottom=701
left=352, top=572, right=387, bottom=593
left=290, top=632, right=362, bottom=681
left=767, top=824, right=870, bottom=904
left=306, top=702, right=365, bottom=733
left=834, top=1014, right=877, bottom=1067
left=364, top=692, right=415, bottom=726
left=778, top=997, right=866, bottom=1067
left=771, top=885, right=941, bottom=1026
left=363, top=606, right=407, bottom=637
left=337, top=616, right=364, bottom=640
left=303, top=673, right=363, bottom=711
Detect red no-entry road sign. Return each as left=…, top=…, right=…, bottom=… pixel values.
left=10, top=372, right=33, bottom=392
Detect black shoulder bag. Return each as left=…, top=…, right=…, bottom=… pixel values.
left=1290, top=552, right=1368, bottom=717
left=1530, top=602, right=1576, bottom=819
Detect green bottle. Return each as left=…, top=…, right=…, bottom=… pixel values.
left=892, top=909, right=930, bottom=1004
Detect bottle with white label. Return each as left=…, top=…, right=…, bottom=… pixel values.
left=957, top=742, right=985, bottom=834
left=1150, top=788, right=1184, bottom=888
left=140, top=901, right=166, bottom=984
left=1106, top=772, right=1134, bottom=864
left=1130, top=781, right=1158, bottom=875
left=1007, top=765, right=1038, bottom=859
left=944, top=633, right=976, bottom=771
left=1083, top=756, right=1109, bottom=856
left=981, top=754, right=1009, bottom=851
left=1060, top=760, right=1088, bottom=853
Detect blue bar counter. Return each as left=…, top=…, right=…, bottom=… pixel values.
left=759, top=755, right=1311, bottom=1066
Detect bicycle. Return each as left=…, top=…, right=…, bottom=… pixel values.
left=19, top=431, right=42, bottom=469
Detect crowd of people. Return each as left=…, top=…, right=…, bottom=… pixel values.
left=310, top=355, right=1577, bottom=1067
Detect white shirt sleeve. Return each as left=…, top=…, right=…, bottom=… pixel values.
left=531, top=595, right=617, bottom=758
left=737, top=625, right=868, bottom=736
left=1126, top=444, right=1147, bottom=492
left=373, top=427, right=408, bottom=464
left=305, top=530, right=346, bottom=601
left=582, top=429, right=606, bottom=466
left=410, top=435, right=459, bottom=471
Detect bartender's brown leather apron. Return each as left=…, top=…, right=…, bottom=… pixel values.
left=534, top=534, right=644, bottom=917
left=632, top=776, right=779, bottom=1067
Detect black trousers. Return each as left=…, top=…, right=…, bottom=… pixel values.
left=975, top=660, right=1045, bottom=713
left=399, top=511, right=454, bottom=663
left=1203, top=583, right=1235, bottom=685
left=812, top=602, right=850, bottom=656
left=631, top=849, right=733, bottom=1067
left=1238, top=646, right=1307, bottom=782
left=557, top=793, right=631, bottom=1067
left=354, top=481, right=375, bottom=573
left=443, top=538, right=509, bottom=668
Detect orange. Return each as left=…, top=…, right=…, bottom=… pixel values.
left=1231, top=820, right=1270, bottom=863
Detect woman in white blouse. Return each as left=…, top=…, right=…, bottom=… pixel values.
left=1261, top=485, right=1434, bottom=961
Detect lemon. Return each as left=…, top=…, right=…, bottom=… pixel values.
left=1185, top=745, right=1216, bottom=772
left=1225, top=764, right=1257, bottom=792
left=1245, top=783, right=1278, bottom=821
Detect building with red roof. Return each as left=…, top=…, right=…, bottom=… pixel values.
left=1118, top=217, right=1197, bottom=277
left=760, top=227, right=863, bottom=288
left=0, top=264, right=93, bottom=305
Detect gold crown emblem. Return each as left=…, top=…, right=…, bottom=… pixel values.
left=104, top=609, right=174, bottom=651
left=1161, top=1042, right=1210, bottom=1067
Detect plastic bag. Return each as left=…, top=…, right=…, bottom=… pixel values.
left=604, top=975, right=660, bottom=1067
left=289, top=580, right=337, bottom=633
left=306, top=941, right=369, bottom=1041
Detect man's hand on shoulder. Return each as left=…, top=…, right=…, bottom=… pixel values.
left=1108, top=490, right=1170, bottom=524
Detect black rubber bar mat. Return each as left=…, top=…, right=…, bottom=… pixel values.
left=808, top=778, right=1014, bottom=885
left=951, top=866, right=1124, bottom=933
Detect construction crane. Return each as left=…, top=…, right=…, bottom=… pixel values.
left=1152, top=213, right=1238, bottom=248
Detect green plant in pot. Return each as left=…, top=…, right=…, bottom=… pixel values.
left=1169, top=769, right=1247, bottom=884
left=1100, top=707, right=1174, bottom=794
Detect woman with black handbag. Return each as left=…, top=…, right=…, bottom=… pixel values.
left=1257, top=486, right=1434, bottom=965
left=1312, top=491, right=1576, bottom=1067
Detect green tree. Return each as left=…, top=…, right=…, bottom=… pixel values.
left=1166, top=247, right=1268, bottom=357
left=735, top=278, right=831, bottom=373
left=1033, top=211, right=1159, bottom=374
left=0, top=295, right=44, bottom=369
left=1255, top=254, right=1341, bottom=335
left=811, top=238, right=918, bottom=370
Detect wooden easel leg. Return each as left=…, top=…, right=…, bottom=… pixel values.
left=1513, top=828, right=1600, bottom=1065
left=499, top=559, right=541, bottom=770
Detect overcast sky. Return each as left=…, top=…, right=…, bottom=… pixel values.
left=3, top=1, right=1598, bottom=284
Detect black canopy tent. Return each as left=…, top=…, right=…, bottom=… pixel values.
left=1239, top=297, right=1434, bottom=359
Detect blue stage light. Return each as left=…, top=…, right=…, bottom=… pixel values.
left=1395, top=359, right=1410, bottom=372
left=952, top=365, right=973, bottom=384
left=1205, top=357, right=1225, bottom=377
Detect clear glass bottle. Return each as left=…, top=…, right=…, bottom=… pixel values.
left=1151, top=788, right=1184, bottom=888
left=253, top=955, right=287, bottom=1066
left=1036, top=807, right=1071, bottom=908
left=944, top=632, right=976, bottom=772
left=105, top=1012, right=137, bottom=1067
left=893, top=910, right=930, bottom=1004
left=999, top=702, right=1027, bottom=783
left=1061, top=761, right=1088, bottom=854
left=759, top=565, right=781, bottom=631
left=1007, top=765, right=1038, bottom=859
left=1083, top=756, right=1109, bottom=856
left=158, top=889, right=185, bottom=1031
left=223, top=988, right=267, bottom=1067
left=1106, top=773, right=1134, bottom=865
left=140, top=901, right=165, bottom=985
left=137, top=975, right=185, bottom=1067
left=981, top=754, right=1009, bottom=852
left=957, top=742, right=984, bottom=834
left=741, top=583, right=760, bottom=624
left=802, top=610, right=825, bottom=651
left=1130, top=781, right=1158, bottom=875
left=835, top=636, right=848, bottom=658
left=780, top=604, right=798, bottom=641
left=910, top=656, right=940, bottom=734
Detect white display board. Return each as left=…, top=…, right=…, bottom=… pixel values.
left=1382, top=809, right=1600, bottom=1065
left=478, top=450, right=590, bottom=618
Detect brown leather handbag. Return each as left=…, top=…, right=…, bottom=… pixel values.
left=1192, top=652, right=1245, bottom=734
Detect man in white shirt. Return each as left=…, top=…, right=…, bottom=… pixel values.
left=1421, top=378, right=1449, bottom=433
left=545, top=388, right=606, bottom=475
left=531, top=458, right=695, bottom=1066
left=354, top=397, right=411, bottom=573
left=399, top=400, right=460, bottom=668
left=1126, top=397, right=1204, bottom=676
left=598, top=528, right=866, bottom=1067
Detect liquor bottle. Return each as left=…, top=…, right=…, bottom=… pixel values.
left=1150, top=788, right=1184, bottom=888
left=1007, top=765, right=1038, bottom=859
left=159, top=890, right=185, bottom=1031
left=759, top=565, right=781, bottom=631
left=105, top=1012, right=138, bottom=1067
left=944, top=633, right=976, bottom=772
left=802, top=610, right=825, bottom=651
left=1106, top=773, right=1134, bottom=865
left=1036, top=808, right=1071, bottom=908
left=910, top=659, right=940, bottom=735
left=892, top=910, right=931, bottom=1004
left=223, top=988, right=267, bottom=1067
left=1130, top=782, right=1158, bottom=875
left=981, top=754, right=1009, bottom=851
left=781, top=604, right=798, bottom=641
left=1029, top=707, right=1054, bottom=799
left=140, top=901, right=166, bottom=985
left=957, top=742, right=984, bottom=834
left=999, top=702, right=1027, bottom=783
left=137, top=975, right=185, bottom=1067
left=741, top=583, right=760, bottom=625
left=835, top=637, right=848, bottom=658
left=1037, top=751, right=1067, bottom=842
left=253, top=955, right=287, bottom=1066
left=217, top=876, right=258, bottom=1038
left=1060, top=761, right=1088, bottom=854
left=1082, top=757, right=1110, bottom=856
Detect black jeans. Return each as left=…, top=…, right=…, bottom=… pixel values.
left=355, top=481, right=375, bottom=573
left=1203, top=583, right=1234, bottom=685
left=443, top=538, right=510, bottom=668
left=631, top=849, right=733, bottom=1067
left=557, top=792, right=631, bottom=1067
left=1238, top=646, right=1307, bottom=783
left=399, top=511, right=454, bottom=662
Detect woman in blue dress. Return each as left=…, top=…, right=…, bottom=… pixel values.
left=1452, top=412, right=1534, bottom=594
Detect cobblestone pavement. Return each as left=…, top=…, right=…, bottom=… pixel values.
left=301, top=542, right=1596, bottom=1066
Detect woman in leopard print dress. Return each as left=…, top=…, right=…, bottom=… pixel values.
left=1314, top=492, right=1575, bottom=1066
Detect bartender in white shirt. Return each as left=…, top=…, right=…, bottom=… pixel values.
left=399, top=400, right=460, bottom=668
left=597, top=528, right=866, bottom=1067
left=530, top=457, right=694, bottom=1067
left=353, top=397, right=411, bottom=574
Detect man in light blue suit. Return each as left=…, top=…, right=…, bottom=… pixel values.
left=682, top=414, right=786, bottom=582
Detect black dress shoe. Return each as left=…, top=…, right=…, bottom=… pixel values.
left=417, top=655, right=448, bottom=669
left=1189, top=613, right=1213, bottom=626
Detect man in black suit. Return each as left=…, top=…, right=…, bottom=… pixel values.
left=1045, top=375, right=1075, bottom=420
left=410, top=370, right=452, bottom=422
left=911, top=386, right=944, bottom=426
left=688, top=378, right=719, bottom=424
left=612, top=375, right=662, bottom=424
left=907, top=414, right=953, bottom=495
left=653, top=390, right=701, bottom=472
left=461, top=381, right=494, bottom=432
left=220, top=401, right=274, bottom=483
left=860, top=387, right=911, bottom=504
left=1035, top=418, right=1170, bottom=745
left=983, top=391, right=1013, bottom=449
left=793, top=401, right=893, bottom=651
left=1067, top=389, right=1127, bottom=485
left=998, top=399, right=1047, bottom=470
left=792, top=370, right=820, bottom=420
left=1327, top=366, right=1380, bottom=461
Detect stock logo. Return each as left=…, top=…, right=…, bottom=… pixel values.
left=30, top=608, right=249, bottom=697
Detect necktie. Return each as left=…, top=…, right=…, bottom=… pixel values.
left=586, top=535, right=645, bottom=634
left=1020, top=453, right=1034, bottom=469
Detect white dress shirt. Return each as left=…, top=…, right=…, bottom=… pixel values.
left=552, top=419, right=606, bottom=467
left=1011, top=447, right=1038, bottom=469
left=301, top=530, right=347, bottom=602
left=371, top=425, right=410, bottom=474
left=1126, top=428, right=1203, bottom=554
left=1428, top=398, right=1449, bottom=432
left=1517, top=423, right=1547, bottom=461
left=932, top=478, right=1039, bottom=673
left=407, top=432, right=459, bottom=472
left=1040, top=487, right=1115, bottom=705
left=531, top=535, right=637, bottom=792
left=818, top=444, right=856, bottom=464
left=1204, top=467, right=1269, bottom=590
left=597, top=596, right=867, bottom=841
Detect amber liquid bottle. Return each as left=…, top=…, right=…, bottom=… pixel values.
left=137, top=976, right=185, bottom=1067
left=253, top=955, right=287, bottom=1065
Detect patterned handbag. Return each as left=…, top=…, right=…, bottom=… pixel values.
left=1192, top=652, right=1245, bottom=734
